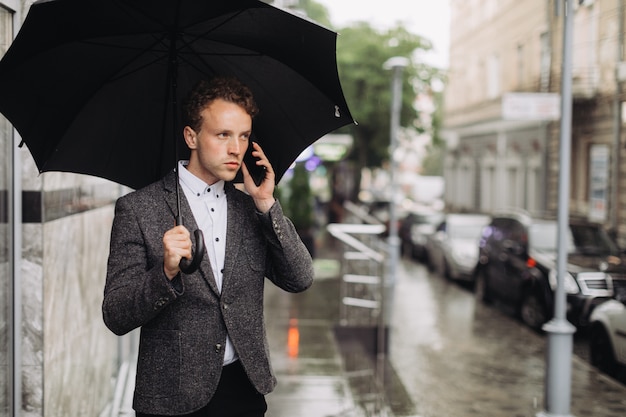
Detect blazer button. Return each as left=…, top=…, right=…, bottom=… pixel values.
left=215, top=343, right=222, bottom=353
left=154, top=298, right=168, bottom=310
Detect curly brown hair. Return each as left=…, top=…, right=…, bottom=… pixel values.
left=182, top=76, right=259, bottom=132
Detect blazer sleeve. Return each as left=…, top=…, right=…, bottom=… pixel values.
left=102, top=193, right=181, bottom=336
left=257, top=200, right=314, bottom=293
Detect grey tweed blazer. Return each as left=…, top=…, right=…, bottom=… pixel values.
left=102, top=171, right=314, bottom=415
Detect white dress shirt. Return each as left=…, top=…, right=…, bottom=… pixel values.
left=178, top=161, right=237, bottom=365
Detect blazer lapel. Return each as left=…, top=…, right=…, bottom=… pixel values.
left=222, top=183, right=244, bottom=293
left=163, top=172, right=220, bottom=296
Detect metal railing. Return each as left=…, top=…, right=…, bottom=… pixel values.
left=327, top=201, right=392, bottom=416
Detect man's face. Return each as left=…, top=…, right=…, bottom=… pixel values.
left=184, top=98, right=252, bottom=185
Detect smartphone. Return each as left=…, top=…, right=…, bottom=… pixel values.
left=240, top=139, right=266, bottom=186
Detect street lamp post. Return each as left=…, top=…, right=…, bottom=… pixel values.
left=383, top=56, right=408, bottom=294
left=538, top=0, right=576, bottom=416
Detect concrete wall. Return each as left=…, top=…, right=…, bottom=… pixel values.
left=20, top=150, right=123, bottom=416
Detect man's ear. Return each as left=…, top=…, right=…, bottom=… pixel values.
left=183, top=126, right=197, bottom=149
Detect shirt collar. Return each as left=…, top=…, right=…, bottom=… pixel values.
left=178, top=161, right=225, bottom=198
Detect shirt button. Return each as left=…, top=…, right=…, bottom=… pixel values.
left=215, top=237, right=220, bottom=242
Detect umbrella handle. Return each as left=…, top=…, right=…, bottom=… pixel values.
left=179, top=229, right=205, bottom=274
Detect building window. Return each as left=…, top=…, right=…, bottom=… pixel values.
left=480, top=153, right=496, bottom=213
left=486, top=53, right=500, bottom=99
left=517, top=43, right=525, bottom=88
left=526, top=155, right=542, bottom=213
left=540, top=32, right=550, bottom=92
left=458, top=156, right=476, bottom=210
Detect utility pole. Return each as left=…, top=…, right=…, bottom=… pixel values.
left=537, top=0, right=576, bottom=416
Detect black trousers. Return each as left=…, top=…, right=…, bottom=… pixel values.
left=136, top=360, right=267, bottom=417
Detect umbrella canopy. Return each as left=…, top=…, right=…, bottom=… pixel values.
left=0, top=0, right=353, bottom=190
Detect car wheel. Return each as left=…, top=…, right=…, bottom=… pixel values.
left=474, top=270, right=490, bottom=303
left=520, top=291, right=548, bottom=331
left=590, top=324, right=618, bottom=377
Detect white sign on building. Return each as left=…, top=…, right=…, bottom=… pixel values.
left=502, top=92, right=561, bottom=121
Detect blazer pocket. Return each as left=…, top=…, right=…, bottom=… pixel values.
left=135, top=329, right=181, bottom=398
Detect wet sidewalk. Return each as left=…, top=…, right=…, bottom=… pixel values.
left=263, top=254, right=367, bottom=417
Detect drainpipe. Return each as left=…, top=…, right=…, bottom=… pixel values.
left=611, top=0, right=624, bottom=238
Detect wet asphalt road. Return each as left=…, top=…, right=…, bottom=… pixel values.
left=388, top=258, right=626, bottom=416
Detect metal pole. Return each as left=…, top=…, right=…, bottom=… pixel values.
left=383, top=56, right=408, bottom=287
left=381, top=56, right=408, bottom=390
left=611, top=0, right=624, bottom=235
left=9, top=6, right=23, bottom=416
left=11, top=130, right=22, bottom=417
left=538, top=0, right=576, bottom=416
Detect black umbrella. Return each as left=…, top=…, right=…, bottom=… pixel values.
left=0, top=0, right=354, bottom=272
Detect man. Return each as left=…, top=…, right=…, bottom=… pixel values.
left=102, top=76, right=314, bottom=417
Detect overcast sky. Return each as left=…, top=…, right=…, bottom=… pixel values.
left=313, top=0, right=450, bottom=68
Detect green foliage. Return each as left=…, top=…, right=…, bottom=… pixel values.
left=286, top=1, right=447, bottom=200
left=420, top=144, right=444, bottom=176
left=298, top=0, right=332, bottom=27
left=334, top=23, right=435, bottom=169
left=287, top=164, right=314, bottom=231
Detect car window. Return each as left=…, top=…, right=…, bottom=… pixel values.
left=570, top=224, right=620, bottom=255
left=529, top=222, right=575, bottom=253
left=481, top=218, right=507, bottom=247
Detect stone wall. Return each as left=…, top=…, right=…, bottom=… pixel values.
left=20, top=162, right=124, bottom=417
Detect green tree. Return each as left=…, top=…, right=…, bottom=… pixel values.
left=298, top=0, right=332, bottom=27
left=297, top=1, right=445, bottom=200
left=286, top=163, right=315, bottom=257
left=337, top=23, right=442, bottom=199
left=287, top=163, right=314, bottom=231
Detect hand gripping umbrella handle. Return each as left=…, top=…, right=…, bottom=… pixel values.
left=179, top=229, right=205, bottom=274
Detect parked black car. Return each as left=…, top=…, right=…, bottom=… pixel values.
left=474, top=211, right=626, bottom=331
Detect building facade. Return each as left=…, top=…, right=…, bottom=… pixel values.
left=442, top=0, right=626, bottom=246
